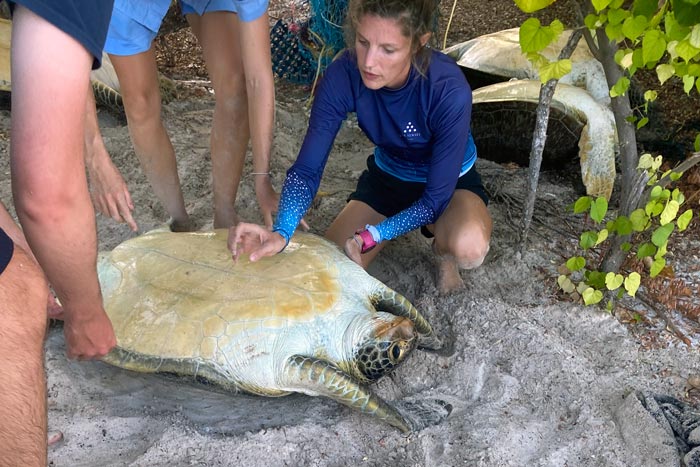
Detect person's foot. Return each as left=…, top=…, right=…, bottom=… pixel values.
left=432, top=241, right=465, bottom=294
left=436, top=256, right=465, bottom=294
left=168, top=216, right=195, bottom=233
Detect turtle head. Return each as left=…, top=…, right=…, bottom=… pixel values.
left=351, top=313, right=417, bottom=383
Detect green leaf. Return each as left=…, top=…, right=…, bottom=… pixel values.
left=580, top=231, right=599, bottom=249
left=656, top=63, right=676, bottom=84
left=638, top=153, right=654, bottom=169
left=623, top=15, right=649, bottom=41
left=616, top=216, right=634, bottom=235
left=592, top=0, right=613, bottom=12
left=650, top=185, right=663, bottom=200
left=590, top=197, right=609, bottom=222
left=691, top=24, right=700, bottom=48
left=683, top=74, right=696, bottom=94
left=608, top=7, right=630, bottom=24
left=677, top=209, right=694, bottom=230
left=566, top=256, right=586, bottom=271
left=673, top=0, right=700, bottom=27
left=633, top=0, right=659, bottom=18
left=540, top=59, right=573, bottom=82
left=520, top=18, right=554, bottom=53
left=595, top=228, right=609, bottom=245
left=665, top=12, right=691, bottom=41
left=660, top=199, right=680, bottom=224
left=621, top=242, right=633, bottom=252
left=585, top=13, right=602, bottom=29
left=677, top=39, right=700, bottom=62
left=514, top=0, right=557, bottom=13
left=652, top=222, right=675, bottom=246
left=624, top=272, right=641, bottom=296
left=644, top=90, right=658, bottom=101
left=637, top=242, right=657, bottom=258
left=642, top=29, right=667, bottom=63
left=670, top=171, right=683, bottom=181
left=637, top=116, right=649, bottom=129
left=611, top=76, right=631, bottom=96
left=558, top=274, right=576, bottom=293
left=650, top=257, right=666, bottom=277
left=695, top=133, right=700, bottom=151
left=606, top=22, right=625, bottom=41
left=586, top=271, right=607, bottom=289
left=582, top=287, right=604, bottom=305
left=605, top=272, right=624, bottom=290
left=646, top=199, right=665, bottom=216
left=574, top=196, right=592, bottom=213
left=630, top=208, right=649, bottom=231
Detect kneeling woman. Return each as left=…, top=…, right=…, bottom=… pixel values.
left=229, top=0, right=492, bottom=293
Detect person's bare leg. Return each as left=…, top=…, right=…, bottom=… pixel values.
left=431, top=190, right=492, bottom=294
left=109, top=50, right=191, bottom=231
left=0, top=245, right=48, bottom=467
left=325, top=200, right=387, bottom=268
left=188, top=12, right=249, bottom=228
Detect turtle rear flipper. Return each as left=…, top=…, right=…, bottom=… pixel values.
left=283, top=355, right=420, bottom=432
left=392, top=397, right=453, bottom=431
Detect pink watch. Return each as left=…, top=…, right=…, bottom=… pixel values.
left=356, top=228, right=377, bottom=254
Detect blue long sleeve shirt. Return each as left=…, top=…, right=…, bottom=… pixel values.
left=273, top=49, right=476, bottom=245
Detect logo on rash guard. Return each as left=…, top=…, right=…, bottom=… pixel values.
left=403, top=121, right=421, bottom=139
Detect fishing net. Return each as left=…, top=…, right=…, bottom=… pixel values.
left=269, top=0, right=348, bottom=85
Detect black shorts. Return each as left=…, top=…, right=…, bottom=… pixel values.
left=11, top=0, right=114, bottom=69
left=347, top=154, right=489, bottom=238
left=0, top=228, right=14, bottom=276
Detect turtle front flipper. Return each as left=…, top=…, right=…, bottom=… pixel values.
left=283, top=355, right=449, bottom=432
left=370, top=287, right=442, bottom=351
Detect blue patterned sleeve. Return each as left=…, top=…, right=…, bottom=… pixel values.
left=372, top=200, right=435, bottom=243
left=272, top=171, right=314, bottom=244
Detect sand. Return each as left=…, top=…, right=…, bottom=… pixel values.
left=1, top=79, right=699, bottom=467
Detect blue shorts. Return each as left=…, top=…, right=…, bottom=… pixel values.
left=11, top=0, right=114, bottom=69
left=105, top=0, right=267, bottom=56
left=0, top=228, right=14, bottom=276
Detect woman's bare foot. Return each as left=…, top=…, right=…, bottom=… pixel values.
left=436, top=255, right=465, bottom=294
left=432, top=240, right=465, bottom=294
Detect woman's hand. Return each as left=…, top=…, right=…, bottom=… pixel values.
left=228, top=222, right=287, bottom=262
left=343, top=233, right=363, bottom=266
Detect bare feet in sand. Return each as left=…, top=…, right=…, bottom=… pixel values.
left=432, top=241, right=465, bottom=294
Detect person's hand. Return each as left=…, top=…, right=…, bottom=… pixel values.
left=228, top=222, right=287, bottom=262
left=63, top=306, right=117, bottom=360
left=87, top=153, right=138, bottom=232
left=344, top=233, right=363, bottom=266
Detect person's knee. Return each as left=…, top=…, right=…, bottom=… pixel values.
left=123, top=89, right=161, bottom=126
left=439, top=224, right=490, bottom=270
left=0, top=247, right=48, bottom=343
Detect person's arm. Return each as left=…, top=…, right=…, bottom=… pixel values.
left=238, top=11, right=277, bottom=227
left=11, top=6, right=116, bottom=359
left=84, top=84, right=138, bottom=231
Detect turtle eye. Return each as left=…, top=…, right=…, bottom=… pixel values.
left=390, top=343, right=401, bottom=361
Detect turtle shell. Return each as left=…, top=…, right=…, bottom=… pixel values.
left=98, top=229, right=415, bottom=395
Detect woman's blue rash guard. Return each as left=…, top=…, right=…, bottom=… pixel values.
left=273, top=48, right=477, bottom=246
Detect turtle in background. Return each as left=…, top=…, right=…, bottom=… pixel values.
left=98, top=229, right=451, bottom=433
left=444, top=27, right=618, bottom=200
left=0, top=17, right=177, bottom=115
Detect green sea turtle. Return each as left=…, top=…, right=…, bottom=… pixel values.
left=98, top=229, right=450, bottom=433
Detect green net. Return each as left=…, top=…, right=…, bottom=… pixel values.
left=270, top=0, right=348, bottom=85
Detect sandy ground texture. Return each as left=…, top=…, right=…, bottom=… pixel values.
left=1, top=82, right=699, bottom=466
left=1, top=1, right=700, bottom=463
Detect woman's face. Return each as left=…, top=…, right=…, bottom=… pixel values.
left=354, top=14, right=413, bottom=90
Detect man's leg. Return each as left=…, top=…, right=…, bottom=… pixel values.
left=0, top=239, right=49, bottom=467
